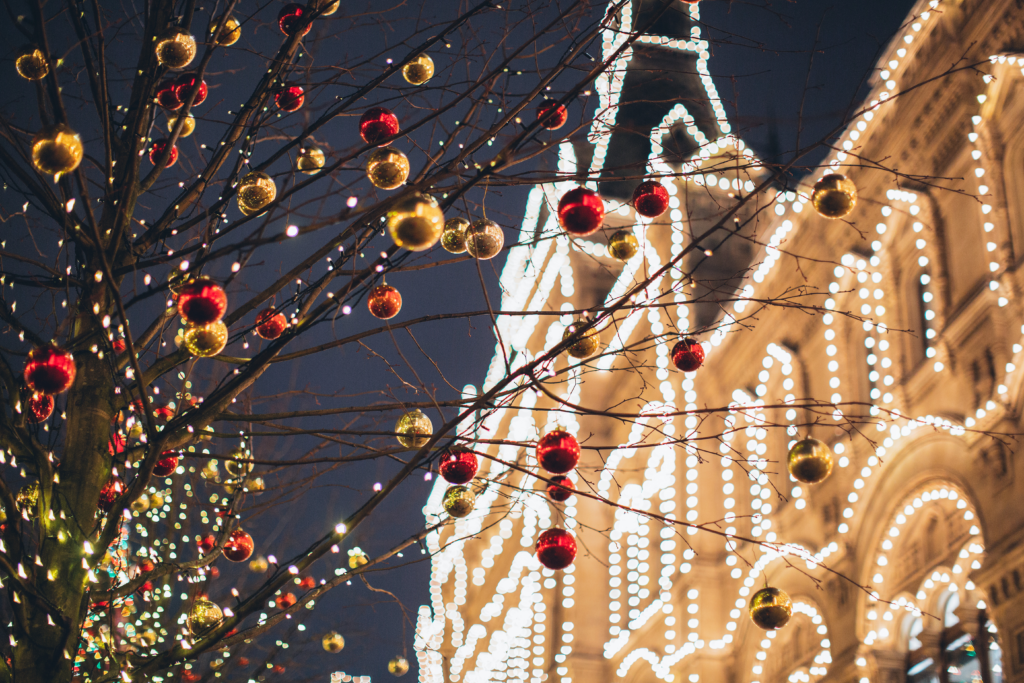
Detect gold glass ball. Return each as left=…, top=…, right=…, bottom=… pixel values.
left=443, top=485, right=476, bottom=518
left=562, top=323, right=599, bottom=360
left=154, top=29, right=197, bottom=69
left=388, top=656, right=410, bottom=677
left=249, top=556, right=269, bottom=572
left=32, top=124, right=84, bottom=177
left=183, top=320, right=228, bottom=358
left=749, top=586, right=792, bottom=630
left=787, top=437, right=834, bottom=484
left=167, top=113, right=196, bottom=138
left=225, top=447, right=254, bottom=478
left=811, top=173, right=857, bottom=219
left=366, top=147, right=410, bottom=190
left=138, top=630, right=158, bottom=647
left=315, top=0, right=340, bottom=15
left=201, top=459, right=220, bottom=480
left=608, top=230, right=639, bottom=262
left=402, top=54, right=435, bottom=86
left=209, top=15, right=241, bottom=46
left=131, top=494, right=151, bottom=513
left=395, top=409, right=433, bottom=448
left=16, top=483, right=39, bottom=514
left=187, top=598, right=224, bottom=636
left=297, top=143, right=326, bottom=174
left=322, top=631, right=346, bottom=653
left=237, top=171, right=277, bottom=216
left=466, top=219, right=504, bottom=260
left=149, top=492, right=165, bottom=508
left=243, top=476, right=265, bottom=493
left=387, top=193, right=444, bottom=251
left=348, top=549, right=369, bottom=569
left=15, top=45, right=48, bottom=80
left=441, top=217, right=470, bottom=254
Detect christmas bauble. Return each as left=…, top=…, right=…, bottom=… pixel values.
left=562, top=322, right=598, bottom=360
left=787, top=438, right=833, bottom=484
left=537, top=100, right=568, bottom=130
left=209, top=15, right=241, bottom=46
left=537, top=430, right=580, bottom=474
left=360, top=107, right=400, bottom=145
left=811, top=174, right=857, bottom=219
left=149, top=139, right=179, bottom=167
left=275, top=85, right=305, bottom=112
left=224, top=529, right=255, bottom=562
left=131, top=494, right=150, bottom=513
left=184, top=320, right=229, bottom=357
left=149, top=492, right=165, bottom=508
left=632, top=180, right=669, bottom=218
left=366, top=147, right=410, bottom=190
left=439, top=447, right=478, bottom=484
left=443, top=485, right=476, bottom=518
left=98, top=478, right=124, bottom=513
left=174, top=73, right=207, bottom=106
left=402, top=54, right=434, bottom=85
left=387, top=193, right=444, bottom=251
left=198, top=535, right=216, bottom=554
left=557, top=187, right=604, bottom=236
left=177, top=278, right=227, bottom=325
left=608, top=229, right=639, bottom=261
left=237, top=171, right=277, bottom=216
left=154, top=28, right=197, bottom=69
left=16, top=483, right=39, bottom=514
left=441, top=217, right=470, bottom=254
left=368, top=284, right=402, bottom=320
left=322, top=631, right=345, bottom=653
left=276, top=593, right=297, bottom=609
left=297, top=142, right=326, bottom=174
left=395, top=409, right=432, bottom=448
left=466, top=219, right=504, bottom=260
left=167, top=113, right=196, bottom=137
left=671, top=338, right=704, bottom=372
left=348, top=550, right=369, bottom=568
left=278, top=4, right=311, bottom=36
left=749, top=586, right=792, bottom=630
left=157, top=80, right=182, bottom=110
left=188, top=599, right=224, bottom=636
left=24, top=345, right=76, bottom=394
left=255, top=308, right=288, bottom=339
left=31, top=124, right=84, bottom=177
left=224, top=448, right=254, bottom=478
left=153, top=453, right=179, bottom=477
left=26, top=393, right=54, bottom=422
left=535, top=528, right=576, bottom=570
left=244, top=476, right=265, bottom=493
left=388, top=657, right=409, bottom=677
left=250, top=556, right=269, bottom=572
left=547, top=475, right=574, bottom=502
left=15, top=45, right=48, bottom=80
left=314, top=0, right=340, bottom=15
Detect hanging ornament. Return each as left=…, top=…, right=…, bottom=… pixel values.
left=250, top=556, right=269, bottom=572
left=153, top=453, right=179, bottom=477
left=16, top=483, right=39, bottom=515
left=366, top=147, right=410, bottom=190
left=388, top=657, right=410, bottom=677
left=402, top=54, right=435, bottom=85
left=244, top=476, right=265, bottom=493
left=536, top=430, right=580, bottom=474
left=787, top=438, right=833, bottom=484
left=24, top=345, right=76, bottom=395
left=275, top=85, right=305, bottom=112
left=174, top=73, right=207, bottom=106
left=632, top=180, right=670, bottom=218
left=98, top=478, right=124, bottom=513
left=387, top=193, right=444, bottom=251
left=177, top=278, right=227, bottom=325
left=749, top=586, right=792, bottom=630
left=224, top=529, right=255, bottom=562
left=546, top=475, right=574, bottom=502
left=31, top=124, right=84, bottom=177
left=671, top=337, right=704, bottom=372
left=236, top=171, right=277, bottom=216
left=157, top=80, right=182, bottom=110
left=14, top=45, right=48, bottom=81
left=149, top=139, right=179, bottom=167
left=198, top=535, right=216, bottom=554
left=277, top=593, right=298, bottom=610
left=131, top=494, right=150, bottom=513
left=439, top=447, right=478, bottom=484
left=183, top=321, right=229, bottom=357
left=314, top=0, right=340, bottom=15
left=359, top=107, right=400, bottom=145
left=395, top=409, right=432, bottom=448
left=188, top=598, right=224, bottom=636
left=167, top=113, right=196, bottom=137
left=322, top=631, right=346, bottom=653
left=466, top=219, right=504, bottom=260
left=348, top=548, right=369, bottom=568
left=209, top=15, right=242, bottom=46
left=26, top=393, right=54, bottom=422
left=811, top=173, right=857, bottom=219
left=562, top=322, right=598, bottom=360
left=368, top=284, right=402, bottom=320
left=297, top=142, right=326, bottom=174
left=225, top=447, right=255, bottom=478
left=255, top=308, right=288, bottom=340
left=154, top=28, right=197, bottom=69
left=278, top=4, right=312, bottom=36
left=441, top=217, right=470, bottom=254
left=608, top=229, right=639, bottom=262
left=535, top=528, right=576, bottom=570
left=537, top=100, right=568, bottom=130
left=557, top=187, right=605, bottom=236
left=443, top=485, right=476, bottom=518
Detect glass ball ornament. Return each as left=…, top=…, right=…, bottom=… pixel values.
left=278, top=3, right=312, bottom=36
left=24, top=345, right=76, bottom=394
left=224, top=448, right=255, bottom=478
left=547, top=475, right=574, bottom=502
left=209, top=15, right=241, bottom=46
left=402, top=54, right=434, bottom=85
left=177, top=278, right=227, bottom=325
left=608, top=229, right=639, bottom=262
left=395, top=409, right=432, bottom=448
left=537, top=100, right=568, bottom=130
left=443, top=485, right=476, bottom=518
left=16, top=483, right=39, bottom=515
left=387, top=193, right=444, bottom=251
left=360, top=107, right=400, bottom=145
left=632, top=180, right=669, bottom=218
left=388, top=657, right=410, bottom=677
left=131, top=494, right=150, bottom=513
left=557, top=187, right=605, bottom=236
left=366, top=147, right=410, bottom=190
left=243, top=476, right=265, bottom=493
left=15, top=45, right=48, bottom=81
left=26, top=393, right=54, bottom=422
left=32, top=124, right=84, bottom=177
left=368, top=284, right=402, bottom=320
left=313, top=0, right=340, bottom=15
left=441, top=217, right=470, bottom=254
left=535, top=528, right=577, bottom=570
left=536, top=429, right=580, bottom=474
left=297, top=142, right=326, bottom=174
left=188, top=598, right=224, bottom=636
left=153, top=453, right=179, bottom=477
left=174, top=73, right=207, bottom=106
left=224, top=529, right=255, bottom=562
left=322, top=631, right=346, bottom=653
left=466, top=219, right=504, bottom=260
left=811, top=173, right=857, bottom=219
left=249, top=556, right=269, bottom=572
left=255, top=308, right=288, bottom=340
left=671, top=337, right=705, bottom=372
left=348, top=549, right=369, bottom=568
left=98, top=478, right=124, bottom=513
left=562, top=322, right=598, bottom=360
left=157, top=80, right=182, bottom=110
left=237, top=171, right=277, bottom=216
left=787, top=437, right=834, bottom=484
left=439, top=447, right=478, bottom=484
left=183, top=320, right=229, bottom=358
left=149, top=139, right=179, bottom=167
left=154, top=28, right=197, bottom=69
left=167, top=113, right=196, bottom=137
left=749, top=586, right=793, bottom=630
left=275, top=85, right=305, bottom=112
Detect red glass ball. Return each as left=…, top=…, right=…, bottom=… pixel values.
left=174, top=73, right=207, bottom=106
left=156, top=79, right=182, bottom=110
left=299, top=575, right=316, bottom=589
left=177, top=278, right=228, bottom=325
left=537, top=101, right=568, bottom=130
left=108, top=432, right=126, bottom=456
left=367, top=284, right=402, bottom=320
left=557, top=188, right=605, bottom=237
left=546, top=475, right=574, bottom=502
left=671, top=338, right=705, bottom=372
left=439, top=447, right=478, bottom=484
left=198, top=534, right=216, bottom=554
left=98, top=478, right=124, bottom=513
left=149, top=139, right=179, bottom=167
left=112, top=338, right=126, bottom=355
left=154, top=405, right=176, bottom=422
left=633, top=180, right=670, bottom=218
left=275, top=85, right=305, bottom=112
left=359, top=107, right=399, bottom=145
left=27, top=393, right=54, bottom=422
left=276, top=593, right=297, bottom=609
left=278, top=4, right=311, bottom=36
left=139, top=559, right=156, bottom=572
left=535, top=528, right=577, bottom=570
left=255, top=308, right=288, bottom=340
left=536, top=429, right=580, bottom=474
left=153, top=453, right=179, bottom=477
left=24, top=345, right=76, bottom=395
left=224, top=529, right=255, bottom=562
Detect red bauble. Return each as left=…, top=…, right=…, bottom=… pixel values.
left=278, top=4, right=311, bottom=36
left=275, top=85, right=305, bottom=112
left=27, top=393, right=54, bottom=422
left=139, top=559, right=156, bottom=572
left=157, top=79, right=182, bottom=110
left=154, top=405, right=176, bottom=422
left=537, top=101, right=568, bottom=130
left=359, top=107, right=399, bottom=145
left=153, top=453, right=179, bottom=477
left=535, top=528, right=577, bottom=570
left=112, top=338, right=127, bottom=354
left=24, top=345, right=76, bottom=395
left=671, top=338, right=705, bottom=372
left=298, top=575, right=316, bottom=589
left=98, top=478, right=124, bottom=513
left=255, top=308, right=288, bottom=340
left=367, top=284, right=402, bottom=320
left=557, top=188, right=605, bottom=237
left=198, top=534, right=216, bottom=554
left=536, top=430, right=580, bottom=474
left=223, top=529, right=255, bottom=562
left=149, top=139, right=179, bottom=167
left=276, top=593, right=297, bottom=609
left=177, top=278, right=227, bottom=325
left=108, top=432, right=126, bottom=456
left=633, top=180, right=670, bottom=218
left=546, top=475, right=574, bottom=502
left=174, top=73, right=207, bottom=106
left=439, top=447, right=478, bottom=484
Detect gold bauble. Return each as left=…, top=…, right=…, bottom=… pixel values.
left=236, top=171, right=277, bottom=216
left=787, top=438, right=833, bottom=484
left=225, top=448, right=254, bottom=478
left=441, top=217, right=470, bottom=254
left=562, top=322, right=598, bottom=360
left=466, top=219, right=504, bottom=260
left=811, top=173, right=857, bottom=219
left=366, top=147, right=410, bottom=190
left=443, top=485, right=476, bottom=518
left=387, top=193, right=444, bottom=251
left=15, top=45, right=49, bottom=81
left=183, top=320, right=228, bottom=357
left=131, top=494, right=151, bottom=513
left=297, top=143, right=326, bottom=174
left=322, top=631, right=346, bottom=653
left=149, top=492, right=165, bottom=508
left=348, top=549, right=369, bottom=569
left=32, top=124, right=84, bottom=177
left=249, top=556, right=269, bottom=572
left=243, top=476, right=265, bottom=493
left=209, top=15, right=241, bottom=46
left=138, top=630, right=158, bottom=647
left=314, top=0, right=340, bottom=15
left=608, top=230, right=639, bottom=262
left=16, top=483, right=39, bottom=515
left=167, top=113, right=196, bottom=138
left=154, top=29, right=197, bottom=69
left=187, top=598, right=224, bottom=636
left=395, top=409, right=432, bottom=448
left=402, top=54, right=434, bottom=86
left=201, top=459, right=220, bottom=480
left=749, top=586, right=792, bottom=630
left=388, top=656, right=410, bottom=677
